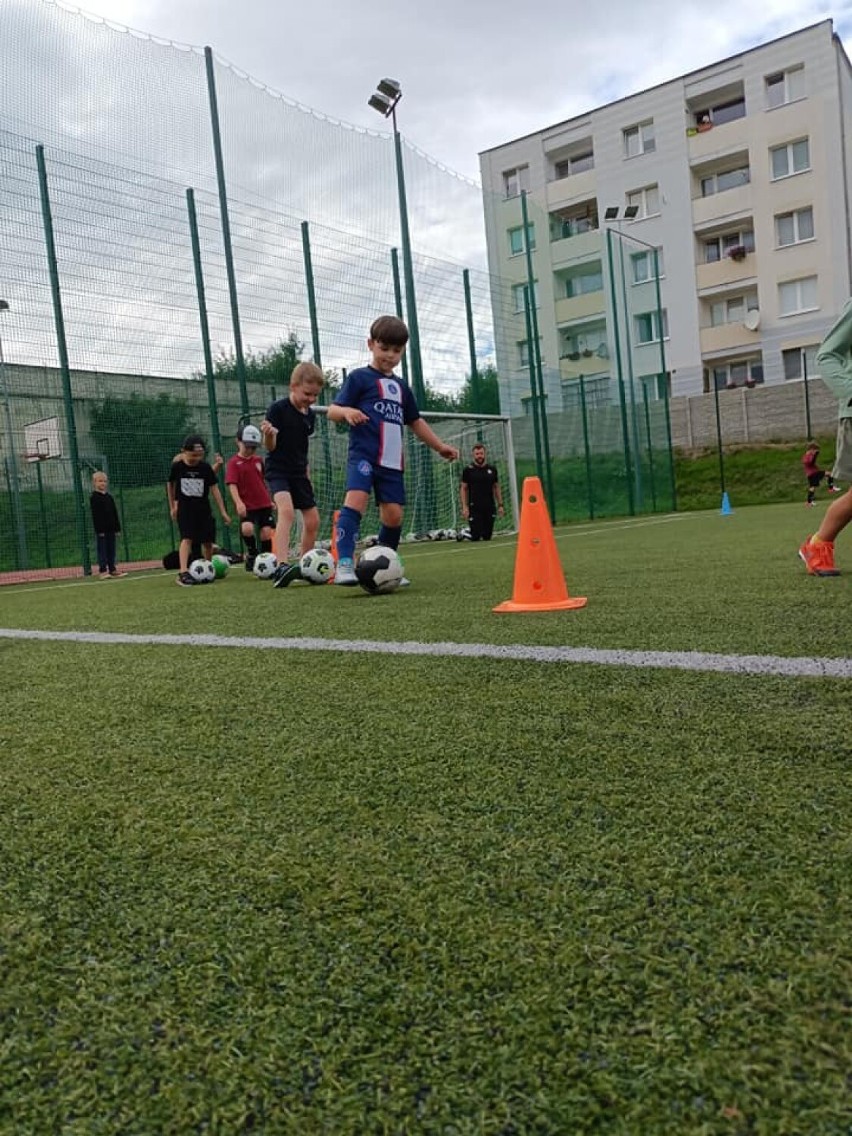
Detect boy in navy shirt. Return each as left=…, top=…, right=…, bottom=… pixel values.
left=327, top=315, right=458, bottom=585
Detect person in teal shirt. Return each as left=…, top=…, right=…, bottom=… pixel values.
left=799, top=301, right=852, bottom=576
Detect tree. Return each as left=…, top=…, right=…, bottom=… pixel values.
left=211, top=332, right=305, bottom=395
left=456, top=364, right=501, bottom=416
left=90, top=393, right=197, bottom=488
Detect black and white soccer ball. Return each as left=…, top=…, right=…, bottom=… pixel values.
left=253, top=552, right=278, bottom=580
left=355, top=545, right=403, bottom=594
left=300, top=547, right=335, bottom=584
left=188, top=558, right=216, bottom=584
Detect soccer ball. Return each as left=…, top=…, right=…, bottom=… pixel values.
left=253, top=552, right=278, bottom=579
left=211, top=554, right=230, bottom=579
left=355, top=545, right=403, bottom=594
left=300, top=547, right=335, bottom=584
left=188, top=558, right=215, bottom=584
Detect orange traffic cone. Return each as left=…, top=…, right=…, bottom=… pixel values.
left=330, top=510, right=340, bottom=563
left=493, top=477, right=587, bottom=613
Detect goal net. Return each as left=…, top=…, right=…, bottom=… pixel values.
left=306, top=408, right=519, bottom=546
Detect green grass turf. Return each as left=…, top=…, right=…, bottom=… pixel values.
left=0, top=503, right=849, bottom=1133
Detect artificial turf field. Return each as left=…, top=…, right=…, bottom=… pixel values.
left=0, top=502, right=849, bottom=1135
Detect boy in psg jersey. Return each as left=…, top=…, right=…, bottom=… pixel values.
left=260, top=361, right=325, bottom=586
left=225, top=423, right=275, bottom=571
left=327, top=315, right=459, bottom=586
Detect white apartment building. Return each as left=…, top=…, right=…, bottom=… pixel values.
left=479, top=21, right=852, bottom=417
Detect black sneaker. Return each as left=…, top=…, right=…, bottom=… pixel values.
left=273, top=562, right=302, bottom=588
left=245, top=555, right=256, bottom=573
left=176, top=572, right=195, bottom=587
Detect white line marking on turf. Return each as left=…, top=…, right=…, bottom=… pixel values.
left=0, top=627, right=849, bottom=679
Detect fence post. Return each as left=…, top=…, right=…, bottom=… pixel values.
left=712, top=376, right=726, bottom=497
left=642, top=384, right=657, bottom=511
left=462, top=269, right=482, bottom=423
left=36, top=144, right=90, bottom=575
left=520, top=191, right=555, bottom=522
left=579, top=376, right=594, bottom=520
left=802, top=350, right=812, bottom=439
left=204, top=46, right=249, bottom=417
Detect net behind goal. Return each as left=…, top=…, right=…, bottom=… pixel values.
left=305, top=408, right=518, bottom=545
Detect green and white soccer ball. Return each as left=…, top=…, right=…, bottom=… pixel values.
left=300, top=547, right=335, bottom=584
left=211, top=554, right=230, bottom=579
left=253, top=552, right=278, bottom=580
left=188, top=558, right=216, bottom=584
left=355, top=545, right=403, bottom=594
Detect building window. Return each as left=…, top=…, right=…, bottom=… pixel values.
left=566, top=268, right=604, bottom=297
left=700, top=165, right=750, bottom=196
left=712, top=359, right=764, bottom=389
left=694, top=97, right=746, bottom=126
left=554, top=151, right=594, bottom=179
left=511, top=281, right=539, bottom=313
left=508, top=224, right=536, bottom=256
left=778, top=276, right=818, bottom=316
left=626, top=184, right=660, bottom=219
left=704, top=230, right=755, bottom=262
left=518, top=339, right=543, bottom=367
left=503, top=166, right=530, bottom=199
left=562, top=376, right=610, bottom=410
left=775, top=206, right=814, bottom=247
left=782, top=345, right=818, bottom=380
left=770, top=139, right=810, bottom=180
left=623, top=121, right=655, bottom=158
left=766, top=66, right=805, bottom=109
left=634, top=309, right=669, bottom=344
left=631, top=248, right=664, bottom=283
left=709, top=293, right=758, bottom=327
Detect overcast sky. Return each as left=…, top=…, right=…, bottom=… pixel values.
left=62, top=0, right=847, bottom=181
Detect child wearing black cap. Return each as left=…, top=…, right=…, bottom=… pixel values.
left=166, top=434, right=231, bottom=586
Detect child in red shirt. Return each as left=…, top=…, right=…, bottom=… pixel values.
left=802, top=441, right=839, bottom=506
left=225, top=424, right=275, bottom=571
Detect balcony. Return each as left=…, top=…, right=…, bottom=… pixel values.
left=546, top=168, right=596, bottom=210
left=700, top=323, right=761, bottom=355
left=687, top=116, right=750, bottom=163
left=695, top=252, right=756, bottom=291
left=555, top=292, right=605, bottom=324
left=692, top=183, right=752, bottom=227
left=550, top=228, right=602, bottom=268
left=560, top=357, right=608, bottom=381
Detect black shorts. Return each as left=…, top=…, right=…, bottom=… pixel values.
left=807, top=471, right=826, bottom=488
left=177, top=505, right=215, bottom=544
left=244, top=507, right=275, bottom=529
left=267, top=474, right=316, bottom=512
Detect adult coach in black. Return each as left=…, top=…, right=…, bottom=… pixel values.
left=460, top=443, right=503, bottom=541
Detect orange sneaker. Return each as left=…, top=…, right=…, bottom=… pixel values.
left=798, top=537, right=841, bottom=577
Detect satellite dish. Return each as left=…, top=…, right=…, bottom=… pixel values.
left=743, top=309, right=760, bottom=331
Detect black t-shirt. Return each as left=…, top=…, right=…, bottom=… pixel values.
left=462, top=462, right=499, bottom=510
left=264, top=398, right=315, bottom=477
left=169, top=459, right=217, bottom=511
left=90, top=491, right=121, bottom=533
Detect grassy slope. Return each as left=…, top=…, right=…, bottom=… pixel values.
left=0, top=505, right=849, bottom=1133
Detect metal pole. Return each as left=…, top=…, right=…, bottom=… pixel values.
left=462, top=268, right=482, bottom=419
left=301, top=220, right=333, bottom=504
left=0, top=315, right=28, bottom=568
left=391, top=106, right=426, bottom=405
left=802, top=349, right=812, bottom=439
left=36, top=144, right=90, bottom=574
left=523, top=286, right=544, bottom=488
left=642, top=383, right=657, bottom=511
left=520, top=190, right=556, bottom=521
left=578, top=375, right=595, bottom=520
left=606, top=227, right=633, bottom=516
left=390, top=248, right=411, bottom=386
left=713, top=375, right=726, bottom=496
left=204, top=46, right=249, bottom=416
left=617, top=230, right=643, bottom=510
left=187, top=187, right=230, bottom=550
left=36, top=459, right=51, bottom=567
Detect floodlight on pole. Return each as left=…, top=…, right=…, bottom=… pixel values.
left=367, top=77, right=425, bottom=403
left=0, top=299, right=28, bottom=567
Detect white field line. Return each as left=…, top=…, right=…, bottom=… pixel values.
left=0, top=627, right=849, bottom=679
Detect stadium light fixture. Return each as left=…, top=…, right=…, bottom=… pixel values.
left=365, top=78, right=425, bottom=403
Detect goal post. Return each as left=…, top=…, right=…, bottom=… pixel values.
left=241, top=406, right=519, bottom=544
